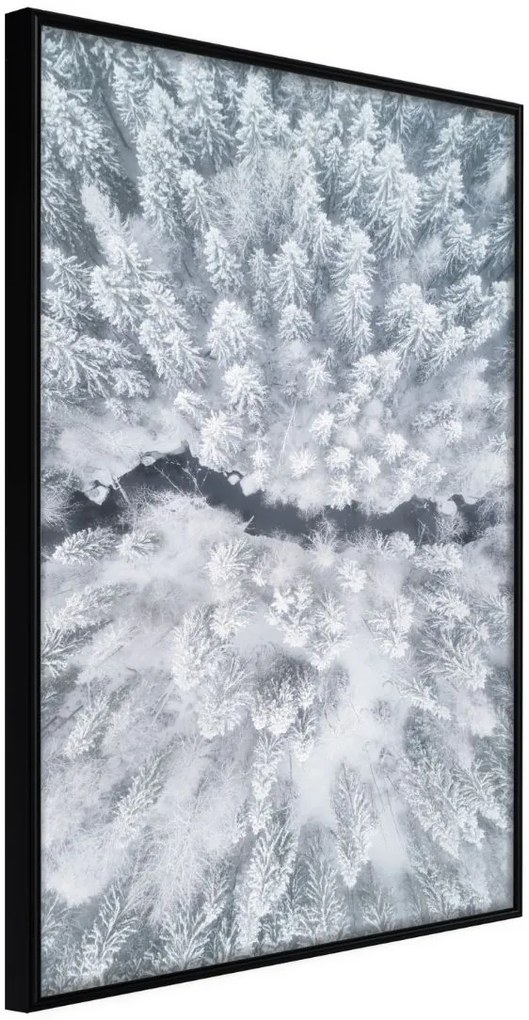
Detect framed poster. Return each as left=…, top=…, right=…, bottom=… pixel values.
left=5, top=7, right=522, bottom=1012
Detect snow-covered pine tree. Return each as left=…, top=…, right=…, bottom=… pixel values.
left=180, top=168, right=211, bottom=235
left=331, top=220, right=375, bottom=286
left=222, top=362, right=267, bottom=423
left=421, top=160, right=464, bottom=230
left=207, top=300, right=260, bottom=365
left=178, top=57, right=231, bottom=169
left=331, top=272, right=373, bottom=358
left=136, top=122, right=183, bottom=241
left=376, top=171, right=420, bottom=256
left=204, top=228, right=243, bottom=294
left=332, top=765, right=376, bottom=890
left=278, top=304, right=314, bottom=344
left=199, top=410, right=244, bottom=469
left=271, top=239, right=313, bottom=309
left=237, top=813, right=298, bottom=950
left=236, top=74, right=275, bottom=167
left=384, top=283, right=443, bottom=364
left=297, top=830, right=347, bottom=942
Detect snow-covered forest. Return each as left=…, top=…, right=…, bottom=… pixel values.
left=40, top=25, right=515, bottom=995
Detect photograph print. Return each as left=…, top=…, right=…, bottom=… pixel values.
left=34, top=16, right=519, bottom=1002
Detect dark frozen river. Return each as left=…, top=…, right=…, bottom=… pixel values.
left=43, top=449, right=485, bottom=549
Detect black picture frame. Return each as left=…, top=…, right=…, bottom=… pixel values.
left=5, top=7, right=523, bottom=1012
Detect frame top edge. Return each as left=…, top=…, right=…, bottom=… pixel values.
left=8, top=5, right=524, bottom=114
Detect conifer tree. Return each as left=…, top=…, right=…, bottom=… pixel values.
left=332, top=272, right=373, bottom=357
left=136, top=123, right=183, bottom=241
left=331, top=221, right=375, bottom=286
left=421, top=160, right=464, bottom=230
left=366, top=142, right=407, bottom=225
left=377, top=171, right=420, bottom=256
left=271, top=240, right=313, bottom=309
left=207, top=300, right=260, bottom=365
left=180, top=168, right=211, bottom=235
left=223, top=362, right=267, bottom=423
left=384, top=283, right=443, bottom=363
left=332, top=765, right=375, bottom=889
left=178, top=58, right=231, bottom=169
left=199, top=410, right=244, bottom=469
left=236, top=74, right=275, bottom=166
left=204, top=228, right=243, bottom=294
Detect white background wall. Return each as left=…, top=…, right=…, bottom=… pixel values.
left=0, top=1, right=526, bottom=1018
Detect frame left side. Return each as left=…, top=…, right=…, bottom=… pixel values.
left=5, top=8, right=41, bottom=1013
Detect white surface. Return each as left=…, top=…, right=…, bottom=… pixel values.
left=1, top=0, right=526, bottom=1016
